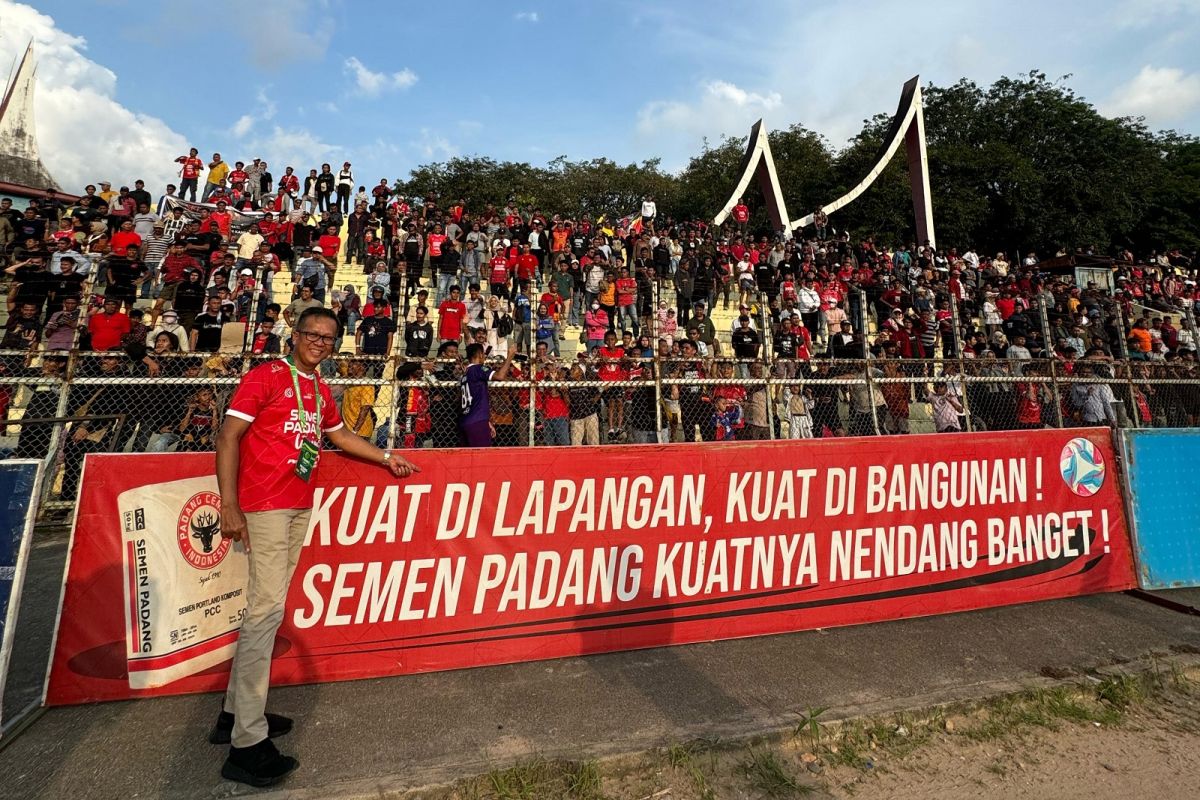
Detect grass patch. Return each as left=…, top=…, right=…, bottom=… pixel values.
left=564, top=760, right=604, bottom=800
left=445, top=757, right=610, bottom=800
left=664, top=739, right=720, bottom=800
left=485, top=758, right=560, bottom=800
left=738, top=748, right=812, bottom=797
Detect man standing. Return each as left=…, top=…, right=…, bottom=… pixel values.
left=203, top=153, right=230, bottom=202
left=176, top=148, right=203, bottom=201
left=459, top=343, right=516, bottom=447
left=215, top=309, right=418, bottom=786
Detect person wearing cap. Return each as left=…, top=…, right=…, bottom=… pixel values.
left=363, top=285, right=390, bottom=320
left=145, top=306, right=191, bottom=351
left=292, top=247, right=328, bottom=303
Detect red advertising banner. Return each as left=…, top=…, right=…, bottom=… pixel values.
left=47, top=429, right=1135, bottom=706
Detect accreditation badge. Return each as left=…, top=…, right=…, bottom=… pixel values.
left=295, top=439, right=320, bottom=482
left=120, top=476, right=248, bottom=689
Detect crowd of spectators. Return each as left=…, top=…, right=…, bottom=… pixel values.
left=2, top=152, right=1199, bottom=461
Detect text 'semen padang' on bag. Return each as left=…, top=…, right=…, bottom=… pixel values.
left=120, top=476, right=248, bottom=689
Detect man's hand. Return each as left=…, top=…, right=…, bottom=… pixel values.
left=385, top=453, right=420, bottom=478
left=221, top=504, right=250, bottom=551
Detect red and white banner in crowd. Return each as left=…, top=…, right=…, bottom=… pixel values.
left=46, top=429, right=1135, bottom=705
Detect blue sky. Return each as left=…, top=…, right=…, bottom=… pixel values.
left=4, top=0, right=1199, bottom=193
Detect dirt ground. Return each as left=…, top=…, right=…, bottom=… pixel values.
left=407, top=661, right=1200, bottom=800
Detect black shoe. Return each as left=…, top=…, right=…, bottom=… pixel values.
left=209, top=710, right=294, bottom=745
left=221, top=739, right=299, bottom=787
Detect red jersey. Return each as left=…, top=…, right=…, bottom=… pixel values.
left=279, top=174, right=300, bottom=194
left=229, top=169, right=247, bottom=187
left=514, top=253, right=538, bottom=281
left=598, top=346, right=626, bottom=380
left=427, top=233, right=447, bottom=257
left=161, top=253, right=197, bottom=284
left=210, top=211, right=232, bottom=239
left=489, top=256, right=510, bottom=284
left=226, top=359, right=343, bottom=512
left=179, top=156, right=202, bottom=180
left=88, top=311, right=131, bottom=351
left=318, top=234, right=341, bottom=258
left=437, top=300, right=466, bottom=340
left=732, top=204, right=749, bottom=223
left=615, top=277, right=637, bottom=306
left=539, top=292, right=562, bottom=316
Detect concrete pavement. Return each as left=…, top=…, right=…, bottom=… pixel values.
left=4, top=527, right=1200, bottom=799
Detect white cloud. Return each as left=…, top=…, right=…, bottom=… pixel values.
left=515, top=11, right=540, bottom=22
left=242, top=125, right=338, bottom=172
left=229, top=87, right=278, bottom=138
left=0, top=0, right=189, bottom=192
left=637, top=80, right=783, bottom=145
left=1103, top=65, right=1200, bottom=124
left=343, top=56, right=418, bottom=96
left=412, top=128, right=457, bottom=160
left=230, top=114, right=255, bottom=138
left=1109, top=0, right=1199, bottom=28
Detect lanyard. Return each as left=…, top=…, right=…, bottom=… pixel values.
left=285, top=357, right=322, bottom=443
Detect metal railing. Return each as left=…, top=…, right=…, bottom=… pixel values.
left=4, top=350, right=1197, bottom=516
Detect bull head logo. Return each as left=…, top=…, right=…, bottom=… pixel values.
left=191, top=509, right=221, bottom=553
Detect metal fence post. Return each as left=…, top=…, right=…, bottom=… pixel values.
left=865, top=362, right=882, bottom=435
left=948, top=299, right=975, bottom=431
left=1046, top=357, right=1066, bottom=428
left=653, top=357, right=665, bottom=444
left=1036, top=296, right=1054, bottom=358
left=763, top=364, right=776, bottom=439
left=1114, top=306, right=1130, bottom=360
left=859, top=289, right=871, bottom=360
left=1120, top=360, right=1139, bottom=430
left=528, top=275, right=538, bottom=447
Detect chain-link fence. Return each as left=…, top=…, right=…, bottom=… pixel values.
left=3, top=348, right=1199, bottom=518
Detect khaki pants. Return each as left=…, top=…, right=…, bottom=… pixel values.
left=223, top=507, right=310, bottom=748
left=570, top=414, right=599, bottom=445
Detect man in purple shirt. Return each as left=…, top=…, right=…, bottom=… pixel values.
left=459, top=343, right=517, bottom=447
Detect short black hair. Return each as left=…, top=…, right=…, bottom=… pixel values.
left=465, top=343, right=485, bottom=361
left=437, top=341, right=458, bottom=356
left=296, top=307, right=337, bottom=330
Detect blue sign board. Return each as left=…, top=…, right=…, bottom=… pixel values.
left=1122, top=430, right=1200, bottom=590
left=0, top=459, right=42, bottom=729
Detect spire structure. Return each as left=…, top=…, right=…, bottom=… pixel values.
left=0, top=42, right=61, bottom=192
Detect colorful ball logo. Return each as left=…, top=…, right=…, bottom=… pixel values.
left=1060, top=438, right=1105, bottom=497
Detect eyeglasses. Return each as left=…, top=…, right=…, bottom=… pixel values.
left=297, top=330, right=336, bottom=347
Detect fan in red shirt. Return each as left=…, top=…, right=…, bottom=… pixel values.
left=278, top=171, right=300, bottom=196
left=229, top=164, right=248, bottom=191
left=213, top=307, right=418, bottom=787
left=732, top=201, right=750, bottom=225
left=597, top=330, right=627, bottom=438
left=210, top=202, right=233, bottom=239
left=178, top=155, right=202, bottom=179
left=514, top=245, right=538, bottom=284
left=110, top=223, right=142, bottom=255
left=317, top=228, right=341, bottom=261
left=88, top=298, right=131, bottom=351
left=488, top=252, right=511, bottom=296
left=437, top=286, right=466, bottom=342
left=426, top=229, right=447, bottom=261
